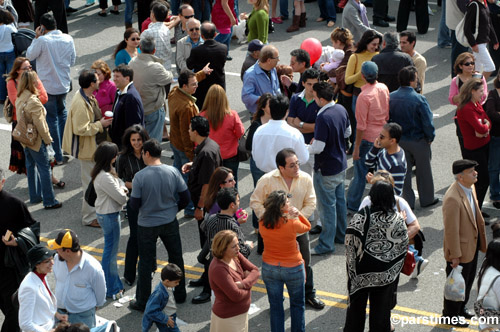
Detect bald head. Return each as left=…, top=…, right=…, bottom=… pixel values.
left=201, top=22, right=216, bottom=40
left=259, top=45, right=279, bottom=70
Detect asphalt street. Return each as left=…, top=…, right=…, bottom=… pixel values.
left=0, top=0, right=498, bottom=331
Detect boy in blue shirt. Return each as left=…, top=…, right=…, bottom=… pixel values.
left=142, top=264, right=183, bottom=332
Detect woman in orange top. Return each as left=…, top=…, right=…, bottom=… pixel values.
left=259, top=190, right=310, bottom=332
left=6, top=57, right=64, bottom=187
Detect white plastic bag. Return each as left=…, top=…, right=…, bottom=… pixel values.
left=444, top=265, right=466, bottom=302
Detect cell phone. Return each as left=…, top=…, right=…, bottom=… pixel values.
left=4, top=230, right=12, bottom=240
left=40, top=27, right=45, bottom=34
left=236, top=208, right=245, bottom=219
left=472, top=73, right=483, bottom=79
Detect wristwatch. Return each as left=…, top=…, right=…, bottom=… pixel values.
left=299, top=121, right=304, bottom=128
left=196, top=206, right=204, bottom=212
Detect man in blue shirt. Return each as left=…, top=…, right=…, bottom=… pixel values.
left=241, top=45, right=281, bottom=114
left=389, top=66, right=437, bottom=209
left=307, top=82, right=351, bottom=255
left=129, top=139, right=191, bottom=311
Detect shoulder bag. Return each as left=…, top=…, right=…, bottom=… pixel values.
left=474, top=275, right=500, bottom=318
left=85, top=180, right=97, bottom=207
left=237, top=127, right=251, bottom=162
left=12, top=102, right=38, bottom=147
left=3, top=98, right=13, bottom=123
left=455, top=1, right=479, bottom=47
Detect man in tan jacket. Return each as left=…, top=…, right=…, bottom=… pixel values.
left=62, top=70, right=112, bottom=227
left=442, top=159, right=487, bottom=327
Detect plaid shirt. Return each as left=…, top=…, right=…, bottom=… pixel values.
left=141, top=22, right=172, bottom=71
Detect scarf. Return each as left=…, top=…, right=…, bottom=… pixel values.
left=352, top=0, right=370, bottom=28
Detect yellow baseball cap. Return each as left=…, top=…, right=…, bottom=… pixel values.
left=47, top=229, right=79, bottom=250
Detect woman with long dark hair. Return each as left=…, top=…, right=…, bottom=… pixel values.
left=204, top=166, right=237, bottom=214
left=16, top=70, right=61, bottom=209
left=260, top=190, right=310, bottom=332
left=456, top=78, right=491, bottom=214
left=113, top=28, right=140, bottom=66
left=344, top=181, right=408, bottom=331
left=91, top=141, right=128, bottom=299
left=116, top=124, right=150, bottom=286
left=476, top=240, right=500, bottom=331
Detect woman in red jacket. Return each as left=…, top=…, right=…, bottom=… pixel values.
left=457, top=77, right=491, bottom=213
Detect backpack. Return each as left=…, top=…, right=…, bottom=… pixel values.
left=11, top=28, right=37, bottom=70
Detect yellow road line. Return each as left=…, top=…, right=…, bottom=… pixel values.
left=41, top=238, right=478, bottom=331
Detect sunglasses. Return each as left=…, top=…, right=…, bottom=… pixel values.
left=21, top=65, right=32, bottom=70
left=184, top=14, right=194, bottom=19
left=130, top=37, right=140, bottom=41
left=462, top=61, right=475, bottom=66
left=189, top=27, right=200, bottom=32
left=223, top=177, right=235, bottom=184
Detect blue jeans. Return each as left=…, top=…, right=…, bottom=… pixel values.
left=489, top=136, right=500, bottom=201
left=192, top=0, right=211, bottom=22
left=408, top=244, right=423, bottom=263
left=45, top=93, right=68, bottom=163
left=0, top=50, right=15, bottom=101
left=317, top=0, right=336, bottom=22
left=125, top=0, right=134, bottom=24
left=262, top=262, right=305, bottom=332
left=214, top=29, right=233, bottom=54
left=154, top=313, right=180, bottom=332
left=170, top=143, right=194, bottom=214
left=24, top=145, right=59, bottom=207
left=437, top=0, right=451, bottom=48
left=170, top=0, right=180, bottom=14
left=250, top=156, right=266, bottom=229
left=271, top=0, right=289, bottom=18
left=96, top=212, right=124, bottom=297
left=145, top=107, right=165, bottom=143
left=346, top=140, right=373, bottom=211
left=313, top=170, right=347, bottom=254
left=59, top=307, right=96, bottom=328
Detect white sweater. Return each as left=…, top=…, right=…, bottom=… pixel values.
left=94, top=170, right=127, bottom=214
left=477, top=266, right=500, bottom=329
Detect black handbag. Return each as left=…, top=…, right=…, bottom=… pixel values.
left=85, top=180, right=97, bottom=207
left=237, top=127, right=251, bottom=162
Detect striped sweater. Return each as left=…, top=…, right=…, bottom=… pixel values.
left=206, top=213, right=251, bottom=258
left=365, top=146, right=407, bottom=195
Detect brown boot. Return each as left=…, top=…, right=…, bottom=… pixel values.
left=299, top=13, right=306, bottom=27
left=287, top=15, right=301, bottom=32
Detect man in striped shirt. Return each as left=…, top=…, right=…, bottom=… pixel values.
left=365, top=122, right=407, bottom=195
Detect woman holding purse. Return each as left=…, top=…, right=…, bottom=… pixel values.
left=15, top=70, right=61, bottom=209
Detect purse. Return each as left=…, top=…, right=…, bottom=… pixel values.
left=455, top=1, right=479, bottom=48
left=12, top=102, right=38, bottom=147
left=474, top=275, right=500, bottom=318
left=85, top=180, right=97, bottom=207
left=3, top=98, right=13, bottom=123
left=401, top=249, right=416, bottom=276
left=336, top=54, right=357, bottom=97
left=237, top=127, right=251, bottom=162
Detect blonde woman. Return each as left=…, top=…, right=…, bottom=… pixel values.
left=15, top=70, right=61, bottom=209
left=240, top=0, right=269, bottom=44
left=200, top=84, right=245, bottom=182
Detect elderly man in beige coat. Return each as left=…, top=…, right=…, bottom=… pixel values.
left=175, top=18, right=203, bottom=74
left=129, top=37, right=173, bottom=142
left=442, top=159, right=487, bottom=328
left=62, top=70, right=112, bottom=227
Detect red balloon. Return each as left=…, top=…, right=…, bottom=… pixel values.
left=300, top=38, right=323, bottom=65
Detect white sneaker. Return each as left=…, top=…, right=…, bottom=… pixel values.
left=410, top=259, right=429, bottom=279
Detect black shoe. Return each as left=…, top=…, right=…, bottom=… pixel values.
left=441, top=315, right=469, bottom=328
left=110, top=9, right=119, bottom=14
left=385, top=15, right=395, bottom=22
left=44, top=202, right=63, bottom=210
left=98, top=11, right=107, bottom=16
left=189, top=278, right=204, bottom=287
left=123, top=277, right=134, bottom=286
left=461, top=309, right=474, bottom=319
left=482, top=211, right=491, bottom=219
left=373, top=18, right=389, bottom=27
left=309, top=225, right=322, bottom=235
left=306, top=296, right=325, bottom=309
left=192, top=292, right=211, bottom=304
left=493, top=201, right=500, bottom=209
left=129, top=300, right=145, bottom=311
left=66, top=6, right=78, bottom=12
left=226, top=55, right=233, bottom=61
left=421, top=198, right=439, bottom=208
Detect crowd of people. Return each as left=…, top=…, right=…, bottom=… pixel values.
left=2, top=0, right=500, bottom=331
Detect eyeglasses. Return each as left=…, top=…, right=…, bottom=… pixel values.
left=271, top=56, right=280, bottom=60
left=183, top=14, right=195, bottom=19
left=223, top=177, right=235, bottom=184
left=21, top=65, right=32, bottom=71
left=462, top=61, right=475, bottom=66
left=189, top=27, right=200, bottom=32
left=130, top=37, right=140, bottom=41
left=287, top=161, right=300, bottom=169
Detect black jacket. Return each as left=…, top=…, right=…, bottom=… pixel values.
left=372, top=46, right=414, bottom=92
left=464, top=0, right=498, bottom=47
left=186, top=39, right=227, bottom=109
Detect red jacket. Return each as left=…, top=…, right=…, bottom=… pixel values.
left=457, top=101, right=491, bottom=150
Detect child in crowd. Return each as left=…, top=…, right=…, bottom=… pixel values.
left=142, top=264, right=183, bottom=332
left=322, top=48, right=345, bottom=84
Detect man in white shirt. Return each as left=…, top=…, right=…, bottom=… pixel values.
left=252, top=94, right=309, bottom=173
left=48, top=229, right=106, bottom=328
left=26, top=12, right=76, bottom=165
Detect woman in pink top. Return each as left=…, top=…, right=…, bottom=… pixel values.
left=211, top=0, right=237, bottom=59
left=91, top=60, right=117, bottom=116
left=259, top=190, right=311, bottom=332
left=209, top=230, right=259, bottom=332
left=200, top=84, right=245, bottom=182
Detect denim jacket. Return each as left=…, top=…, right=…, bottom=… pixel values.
left=142, top=282, right=171, bottom=331
left=389, top=86, right=435, bottom=142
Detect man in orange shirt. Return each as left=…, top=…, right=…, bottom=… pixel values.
left=250, top=148, right=325, bottom=309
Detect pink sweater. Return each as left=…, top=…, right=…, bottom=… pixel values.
left=93, top=79, right=117, bottom=115
left=200, top=109, right=245, bottom=160
left=448, top=75, right=488, bottom=106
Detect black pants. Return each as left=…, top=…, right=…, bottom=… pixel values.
left=344, top=278, right=398, bottom=332
left=99, top=0, right=121, bottom=9
left=462, top=143, right=490, bottom=209
left=34, top=0, right=68, bottom=33
left=443, top=250, right=479, bottom=317
left=338, top=93, right=354, bottom=145
left=0, top=268, right=21, bottom=332
left=136, top=219, right=186, bottom=306
left=396, top=0, right=429, bottom=33
left=373, top=0, right=388, bottom=20
left=137, top=0, right=153, bottom=31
